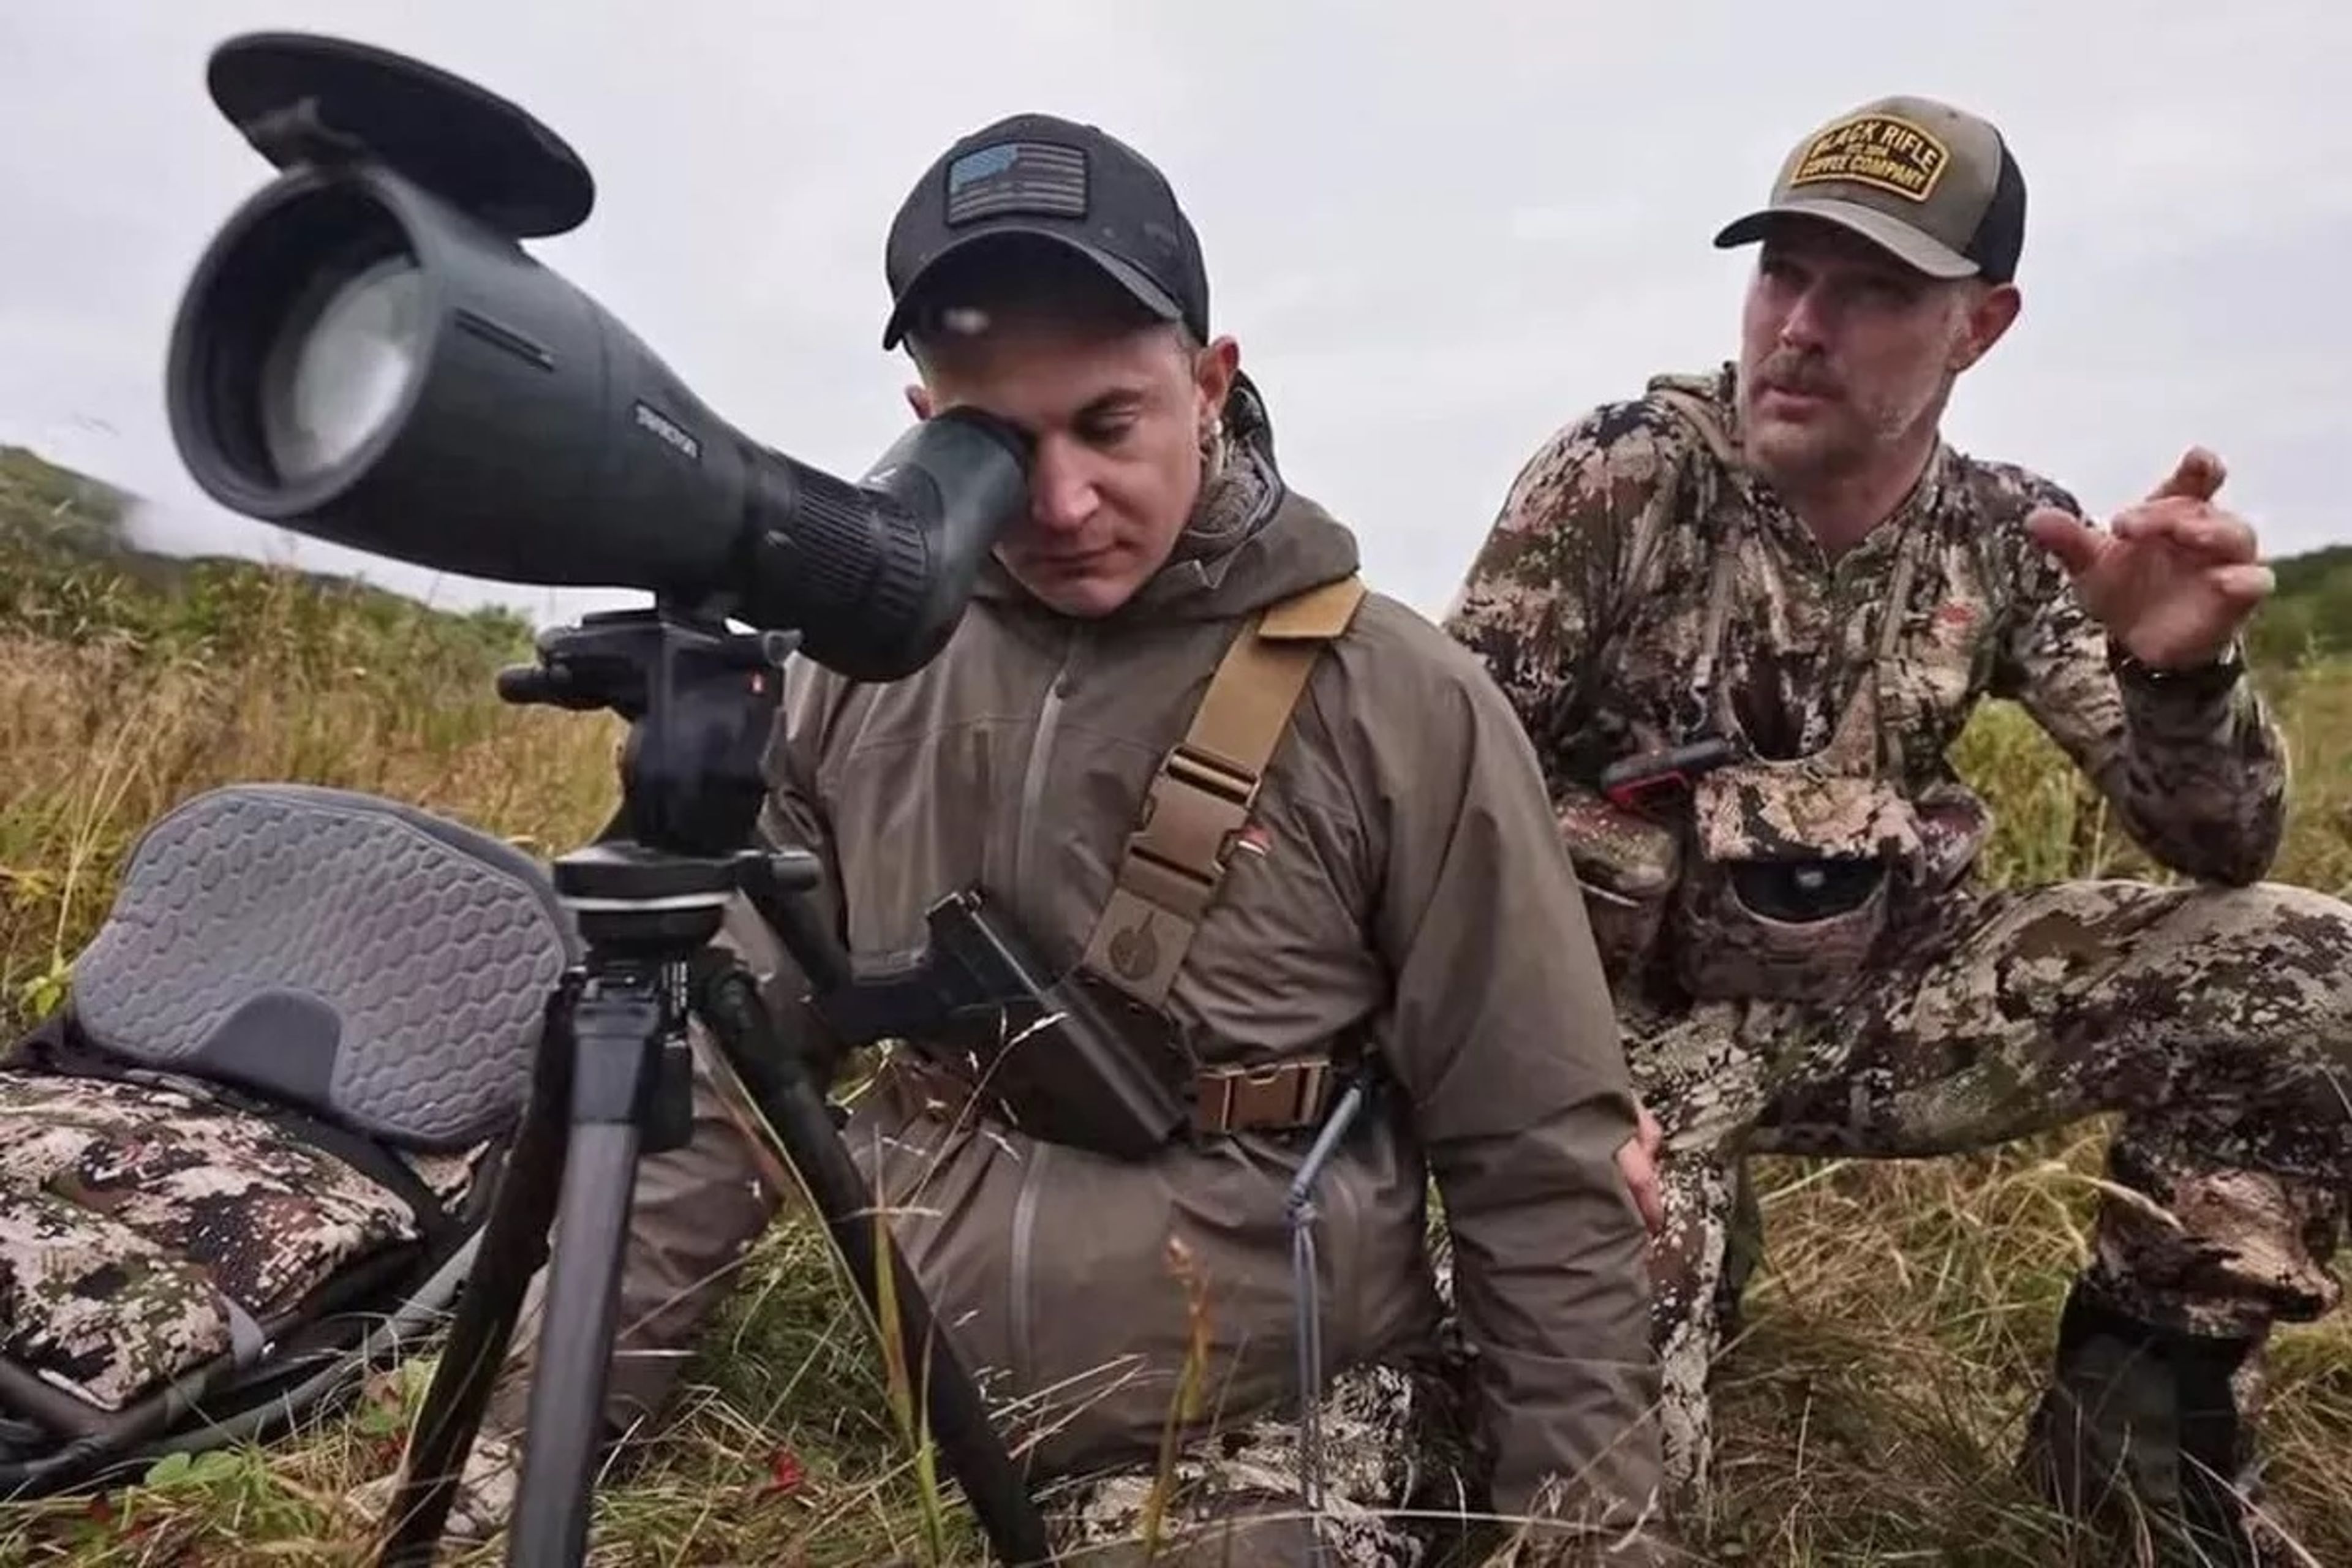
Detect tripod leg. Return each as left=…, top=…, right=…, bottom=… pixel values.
left=693, top=960, right=1056, bottom=1566
left=503, top=973, right=666, bottom=1568
left=377, top=987, right=578, bottom=1568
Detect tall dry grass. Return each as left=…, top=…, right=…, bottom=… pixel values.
left=0, top=567, right=620, bottom=1026
left=0, top=532, right=2346, bottom=1564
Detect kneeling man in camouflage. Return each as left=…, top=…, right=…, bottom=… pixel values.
left=1444, top=93, right=2352, bottom=1566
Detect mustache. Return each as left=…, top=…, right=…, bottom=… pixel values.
left=1756, top=353, right=1842, bottom=398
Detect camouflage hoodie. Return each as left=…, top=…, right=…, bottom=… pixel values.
left=747, top=383, right=1667, bottom=1537
left=1442, top=363, right=2290, bottom=990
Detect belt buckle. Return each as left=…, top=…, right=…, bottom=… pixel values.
left=1194, top=1058, right=1331, bottom=1134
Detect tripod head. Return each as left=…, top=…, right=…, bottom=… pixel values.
left=496, top=599, right=822, bottom=965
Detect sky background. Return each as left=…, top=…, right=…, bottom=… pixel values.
left=2, top=1, right=2346, bottom=628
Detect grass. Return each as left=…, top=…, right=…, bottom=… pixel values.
left=0, top=443, right=2347, bottom=1563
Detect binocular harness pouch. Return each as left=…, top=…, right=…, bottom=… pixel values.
left=1675, top=767, right=1917, bottom=1003
left=1670, top=510, right=1928, bottom=1005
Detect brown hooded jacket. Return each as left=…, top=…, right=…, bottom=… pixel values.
left=748, top=400, right=1665, bottom=1539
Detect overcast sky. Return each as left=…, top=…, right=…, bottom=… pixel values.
left=3, top=1, right=2347, bottom=629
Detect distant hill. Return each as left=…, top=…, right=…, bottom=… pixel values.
left=0, top=442, right=134, bottom=560
left=0, top=443, right=536, bottom=676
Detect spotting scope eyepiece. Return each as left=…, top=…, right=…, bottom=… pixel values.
left=165, top=31, right=1033, bottom=683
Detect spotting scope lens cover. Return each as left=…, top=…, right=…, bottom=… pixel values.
left=165, top=32, right=1035, bottom=682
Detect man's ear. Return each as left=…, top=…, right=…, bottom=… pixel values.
left=1953, top=282, right=2021, bottom=372
left=904, top=382, right=935, bottom=420
left=1194, top=333, right=1240, bottom=425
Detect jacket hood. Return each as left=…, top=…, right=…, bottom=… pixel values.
left=971, top=369, right=1360, bottom=626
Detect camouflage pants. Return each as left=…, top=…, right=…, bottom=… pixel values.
left=420, top=1354, right=1460, bottom=1562
left=475, top=1027, right=1484, bottom=1565
left=1033, top=1354, right=1469, bottom=1567
left=1628, top=876, right=2352, bottom=1514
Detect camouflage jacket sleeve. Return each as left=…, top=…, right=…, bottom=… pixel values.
left=1439, top=399, right=1698, bottom=798
left=1983, top=464, right=2289, bottom=885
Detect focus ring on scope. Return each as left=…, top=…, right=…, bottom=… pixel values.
left=791, top=468, right=927, bottom=633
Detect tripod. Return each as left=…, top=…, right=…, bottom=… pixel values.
left=372, top=604, right=1054, bottom=1567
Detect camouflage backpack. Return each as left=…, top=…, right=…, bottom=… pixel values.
left=0, top=782, right=575, bottom=1498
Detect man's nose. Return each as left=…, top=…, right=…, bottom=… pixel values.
left=1028, top=446, right=1097, bottom=533
left=1778, top=284, right=1831, bottom=349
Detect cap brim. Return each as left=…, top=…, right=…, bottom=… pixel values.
left=1712, top=198, right=1980, bottom=279
left=881, top=227, right=1186, bottom=349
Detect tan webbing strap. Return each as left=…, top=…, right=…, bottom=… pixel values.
left=1080, top=573, right=1367, bottom=1009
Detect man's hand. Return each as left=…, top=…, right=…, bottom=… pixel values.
left=2024, top=447, right=2274, bottom=670
left=1618, top=1099, right=1664, bottom=1237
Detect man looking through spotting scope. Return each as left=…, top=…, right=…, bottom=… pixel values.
left=402, top=112, right=1676, bottom=1564
left=1442, top=93, right=2352, bottom=1564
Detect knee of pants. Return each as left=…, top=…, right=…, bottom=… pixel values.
left=2163, top=882, right=2352, bottom=1041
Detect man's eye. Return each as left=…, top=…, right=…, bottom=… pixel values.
left=1079, top=417, right=1136, bottom=445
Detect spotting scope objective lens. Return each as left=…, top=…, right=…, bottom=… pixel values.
left=258, top=252, right=426, bottom=483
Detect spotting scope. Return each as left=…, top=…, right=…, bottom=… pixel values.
left=163, top=31, right=1032, bottom=682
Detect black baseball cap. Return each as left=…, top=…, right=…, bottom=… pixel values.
left=881, top=111, right=1211, bottom=350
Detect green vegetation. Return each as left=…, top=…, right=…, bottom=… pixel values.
left=2248, top=541, right=2352, bottom=671
left=0, top=443, right=2346, bottom=1564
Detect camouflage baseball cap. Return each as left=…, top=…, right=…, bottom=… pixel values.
left=1713, top=95, right=2026, bottom=282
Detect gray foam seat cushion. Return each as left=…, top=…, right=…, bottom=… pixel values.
left=67, top=783, right=579, bottom=1150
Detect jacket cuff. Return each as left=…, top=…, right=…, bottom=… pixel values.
left=2108, top=636, right=2252, bottom=740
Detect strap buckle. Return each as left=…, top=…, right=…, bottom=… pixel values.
left=1119, top=742, right=1259, bottom=922
left=1191, top=1057, right=1334, bottom=1136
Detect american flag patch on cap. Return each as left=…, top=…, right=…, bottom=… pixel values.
left=944, top=141, right=1088, bottom=225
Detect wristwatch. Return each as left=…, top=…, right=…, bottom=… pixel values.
left=2106, top=636, right=2246, bottom=697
